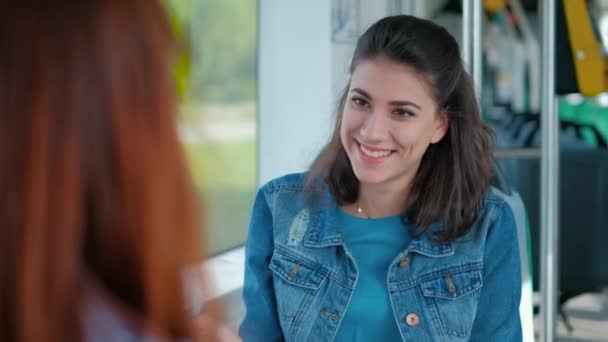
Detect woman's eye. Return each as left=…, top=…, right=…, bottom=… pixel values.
left=351, top=97, right=368, bottom=108
left=393, top=108, right=414, bottom=118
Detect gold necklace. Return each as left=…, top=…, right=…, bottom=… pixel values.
left=356, top=203, right=370, bottom=219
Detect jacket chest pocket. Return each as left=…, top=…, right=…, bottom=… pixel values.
left=420, top=268, right=483, bottom=339
left=269, top=247, right=327, bottom=337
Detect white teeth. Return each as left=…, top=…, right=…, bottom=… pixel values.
left=360, top=144, right=391, bottom=158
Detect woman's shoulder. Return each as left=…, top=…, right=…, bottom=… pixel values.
left=476, top=187, right=518, bottom=236
left=260, top=172, right=313, bottom=194
left=256, top=172, right=331, bottom=222
left=481, top=188, right=509, bottom=220
left=448, top=188, right=518, bottom=256
left=452, top=188, right=515, bottom=241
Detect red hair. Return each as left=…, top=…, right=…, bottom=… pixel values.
left=0, top=1, right=209, bottom=340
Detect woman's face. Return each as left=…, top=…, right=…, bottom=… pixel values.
left=340, top=56, right=448, bottom=188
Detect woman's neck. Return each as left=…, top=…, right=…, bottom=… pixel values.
left=359, top=182, right=410, bottom=217
left=341, top=174, right=412, bottom=219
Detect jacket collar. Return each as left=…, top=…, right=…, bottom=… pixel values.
left=303, top=188, right=344, bottom=248
left=407, top=224, right=454, bottom=258
left=302, top=187, right=454, bottom=257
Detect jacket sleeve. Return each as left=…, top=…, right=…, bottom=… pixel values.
left=239, top=187, right=285, bottom=342
left=469, top=203, right=523, bottom=341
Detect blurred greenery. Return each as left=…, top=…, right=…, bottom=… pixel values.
left=165, top=0, right=258, bottom=255
left=185, top=140, right=256, bottom=255
left=179, top=102, right=255, bottom=125
left=166, top=0, right=257, bottom=103
left=165, top=0, right=192, bottom=98
left=202, top=187, right=254, bottom=256
left=184, top=140, right=256, bottom=189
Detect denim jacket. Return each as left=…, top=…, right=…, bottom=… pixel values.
left=239, top=173, right=522, bottom=342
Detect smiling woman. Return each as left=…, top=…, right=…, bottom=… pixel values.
left=240, top=15, right=522, bottom=342
left=339, top=56, right=449, bottom=208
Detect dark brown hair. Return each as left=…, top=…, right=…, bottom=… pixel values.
left=309, top=15, right=494, bottom=242
left=0, top=1, right=212, bottom=340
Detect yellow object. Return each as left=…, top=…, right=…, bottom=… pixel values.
left=484, top=0, right=507, bottom=13
left=562, top=0, right=605, bottom=96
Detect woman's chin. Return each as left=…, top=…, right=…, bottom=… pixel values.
left=352, top=168, right=390, bottom=185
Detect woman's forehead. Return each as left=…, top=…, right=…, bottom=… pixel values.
left=350, top=57, right=437, bottom=109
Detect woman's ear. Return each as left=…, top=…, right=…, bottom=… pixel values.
left=430, top=112, right=449, bottom=144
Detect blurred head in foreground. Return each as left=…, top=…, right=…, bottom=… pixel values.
left=0, top=0, right=215, bottom=340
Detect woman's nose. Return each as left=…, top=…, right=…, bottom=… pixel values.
left=359, top=111, right=389, bottom=142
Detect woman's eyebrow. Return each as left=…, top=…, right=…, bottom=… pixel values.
left=351, top=87, right=422, bottom=110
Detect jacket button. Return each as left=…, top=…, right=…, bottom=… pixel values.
left=399, top=256, right=410, bottom=268
left=405, top=313, right=420, bottom=327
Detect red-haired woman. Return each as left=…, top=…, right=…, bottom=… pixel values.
left=0, top=1, right=231, bottom=341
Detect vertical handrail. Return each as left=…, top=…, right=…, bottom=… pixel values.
left=472, top=0, right=483, bottom=99
left=540, top=0, right=559, bottom=341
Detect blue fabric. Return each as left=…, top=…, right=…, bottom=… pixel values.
left=333, top=210, right=411, bottom=341
left=239, top=173, right=522, bottom=342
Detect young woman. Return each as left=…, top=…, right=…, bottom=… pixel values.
left=0, top=1, right=229, bottom=341
left=240, top=15, right=522, bottom=341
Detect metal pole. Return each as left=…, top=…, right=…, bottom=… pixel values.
left=413, top=1, right=425, bottom=18
left=540, top=0, right=559, bottom=341
left=404, top=0, right=415, bottom=16
left=400, top=0, right=424, bottom=18
left=494, top=148, right=542, bottom=159
left=462, top=0, right=473, bottom=74
left=390, top=0, right=403, bottom=15
left=472, top=0, right=483, bottom=99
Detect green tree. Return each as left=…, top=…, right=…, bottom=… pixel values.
left=165, top=0, right=257, bottom=103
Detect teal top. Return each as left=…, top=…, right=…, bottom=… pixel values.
left=333, top=209, right=412, bottom=342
